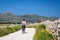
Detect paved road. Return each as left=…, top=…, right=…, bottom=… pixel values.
left=0, top=28, right=36, bottom=40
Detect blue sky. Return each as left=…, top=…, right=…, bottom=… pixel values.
left=0, top=0, right=60, bottom=18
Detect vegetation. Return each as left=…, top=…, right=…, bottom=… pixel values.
left=33, top=24, right=54, bottom=40
left=0, top=13, right=58, bottom=24
left=58, top=31, right=60, bottom=37
left=0, top=22, right=21, bottom=24
left=0, top=25, right=21, bottom=37
left=0, top=24, right=54, bottom=40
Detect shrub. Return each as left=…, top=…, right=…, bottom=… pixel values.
left=13, top=26, right=21, bottom=31
left=0, top=28, right=10, bottom=37
left=0, top=25, right=21, bottom=37
left=38, top=24, right=46, bottom=29
left=33, top=29, right=54, bottom=40
left=33, top=24, right=54, bottom=40
left=58, top=31, right=60, bottom=37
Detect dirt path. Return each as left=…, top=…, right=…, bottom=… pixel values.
left=0, top=28, right=36, bottom=40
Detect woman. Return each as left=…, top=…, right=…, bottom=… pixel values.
left=21, top=19, right=26, bottom=33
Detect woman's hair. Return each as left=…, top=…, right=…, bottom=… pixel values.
left=23, top=19, right=25, bottom=21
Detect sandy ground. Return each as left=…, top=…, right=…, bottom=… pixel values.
left=0, top=28, right=36, bottom=40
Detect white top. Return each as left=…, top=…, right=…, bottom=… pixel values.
left=22, top=21, right=26, bottom=25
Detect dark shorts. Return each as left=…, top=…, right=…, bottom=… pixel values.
left=22, top=25, right=26, bottom=31
left=22, top=25, right=26, bottom=28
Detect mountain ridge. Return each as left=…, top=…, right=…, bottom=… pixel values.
left=0, top=13, right=59, bottom=23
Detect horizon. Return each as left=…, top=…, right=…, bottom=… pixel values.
left=0, top=12, right=59, bottom=18
left=0, top=0, right=60, bottom=18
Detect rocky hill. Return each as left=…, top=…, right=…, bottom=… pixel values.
left=0, top=12, right=59, bottom=24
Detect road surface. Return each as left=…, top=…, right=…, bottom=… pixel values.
left=0, top=28, right=36, bottom=40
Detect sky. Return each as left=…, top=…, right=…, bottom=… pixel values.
left=0, top=0, right=60, bottom=18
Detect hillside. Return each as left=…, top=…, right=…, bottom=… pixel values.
left=0, top=13, right=59, bottom=23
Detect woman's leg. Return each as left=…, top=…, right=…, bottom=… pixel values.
left=22, top=25, right=26, bottom=33
left=23, top=25, right=26, bottom=33
left=22, top=25, right=24, bottom=33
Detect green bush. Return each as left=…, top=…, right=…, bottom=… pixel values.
left=38, top=24, right=46, bottom=29
left=0, top=28, right=10, bottom=37
left=58, top=31, right=60, bottom=37
left=36, top=24, right=46, bottom=32
left=34, top=29, right=54, bottom=40
left=0, top=25, right=21, bottom=37
left=13, top=26, right=21, bottom=31
left=6, top=27, right=16, bottom=33
left=33, top=24, right=54, bottom=40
